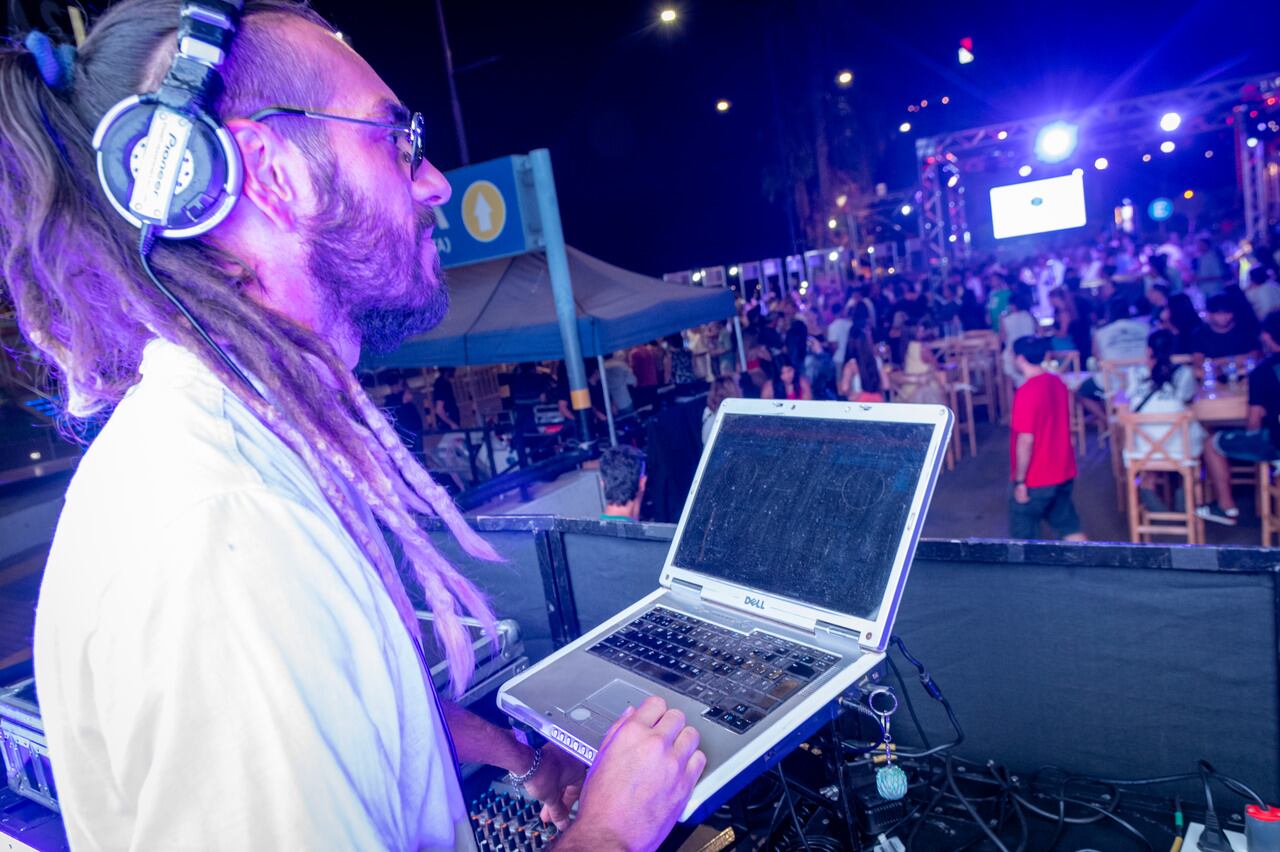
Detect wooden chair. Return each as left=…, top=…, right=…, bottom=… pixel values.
left=1043, top=349, right=1087, bottom=455
left=1118, top=410, right=1205, bottom=544
left=1099, top=358, right=1147, bottom=510
left=930, top=341, right=978, bottom=458
left=1260, top=462, right=1280, bottom=546
left=887, top=369, right=957, bottom=470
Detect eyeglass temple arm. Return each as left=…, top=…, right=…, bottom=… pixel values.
left=246, top=107, right=402, bottom=132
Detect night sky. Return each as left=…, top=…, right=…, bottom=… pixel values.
left=9, top=0, right=1280, bottom=273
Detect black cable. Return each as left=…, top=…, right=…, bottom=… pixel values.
left=905, top=765, right=950, bottom=851
left=945, top=754, right=1010, bottom=852
left=1201, top=759, right=1267, bottom=808
left=1060, top=795, right=1154, bottom=850
left=138, top=227, right=263, bottom=399
left=776, top=764, right=812, bottom=852
left=829, top=721, right=862, bottom=852
left=886, top=651, right=931, bottom=750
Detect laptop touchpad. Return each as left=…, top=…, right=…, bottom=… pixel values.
left=580, top=680, right=654, bottom=722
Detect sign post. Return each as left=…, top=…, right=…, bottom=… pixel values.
left=528, top=150, right=592, bottom=443
left=430, top=150, right=592, bottom=443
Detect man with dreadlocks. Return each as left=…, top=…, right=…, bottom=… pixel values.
left=0, top=1, right=704, bottom=849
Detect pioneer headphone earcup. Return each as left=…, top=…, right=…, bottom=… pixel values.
left=93, top=93, right=242, bottom=239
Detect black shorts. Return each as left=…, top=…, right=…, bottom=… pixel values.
left=1212, top=429, right=1280, bottom=463
left=1010, top=479, right=1082, bottom=540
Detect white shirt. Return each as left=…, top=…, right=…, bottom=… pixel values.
left=825, top=317, right=853, bottom=366
left=34, top=339, right=474, bottom=851
left=1247, top=282, right=1280, bottom=322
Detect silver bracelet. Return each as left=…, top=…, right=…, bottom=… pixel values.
left=506, top=745, right=542, bottom=788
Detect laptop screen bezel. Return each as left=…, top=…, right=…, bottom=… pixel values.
left=659, top=398, right=952, bottom=651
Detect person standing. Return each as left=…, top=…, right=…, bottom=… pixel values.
left=603, top=352, right=638, bottom=418
left=432, top=366, right=461, bottom=432
left=1009, top=337, right=1087, bottom=541
left=826, top=303, right=854, bottom=369
left=628, top=342, right=661, bottom=410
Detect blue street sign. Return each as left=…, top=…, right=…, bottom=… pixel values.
left=434, top=155, right=541, bottom=269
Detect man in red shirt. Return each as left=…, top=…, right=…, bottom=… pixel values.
left=1009, top=337, right=1089, bottom=541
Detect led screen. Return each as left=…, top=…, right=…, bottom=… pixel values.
left=990, top=173, right=1086, bottom=239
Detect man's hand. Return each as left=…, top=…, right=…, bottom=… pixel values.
left=1014, top=483, right=1030, bottom=504
left=522, top=744, right=585, bottom=830
left=556, top=696, right=706, bottom=852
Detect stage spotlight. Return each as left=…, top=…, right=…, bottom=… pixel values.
left=827, top=217, right=839, bottom=229
left=729, top=266, right=739, bottom=276
left=828, top=251, right=840, bottom=262
left=899, top=121, right=912, bottom=133
left=659, top=8, right=677, bottom=23
left=997, top=130, right=1009, bottom=140
left=1142, top=153, right=1152, bottom=162
left=1094, top=157, right=1109, bottom=170
left=691, top=271, right=703, bottom=282
left=1159, top=112, right=1181, bottom=132
left=836, top=70, right=854, bottom=87
left=901, top=204, right=913, bottom=215
left=1071, top=167, right=1084, bottom=176
left=1034, top=121, right=1078, bottom=163
left=1205, top=150, right=1214, bottom=158
left=715, top=99, right=731, bottom=113
left=1160, top=140, right=1176, bottom=153
left=1247, top=137, right=1260, bottom=148
left=1018, top=165, right=1032, bottom=177
left=1183, top=190, right=1195, bottom=199
left=948, top=234, right=957, bottom=243
left=836, top=194, right=848, bottom=208
left=947, top=174, right=959, bottom=188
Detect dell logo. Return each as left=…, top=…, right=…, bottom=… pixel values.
left=744, top=595, right=765, bottom=610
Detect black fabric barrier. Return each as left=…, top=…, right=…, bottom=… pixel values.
left=441, top=518, right=1280, bottom=804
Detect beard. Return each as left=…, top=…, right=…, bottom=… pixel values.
left=304, top=162, right=448, bottom=355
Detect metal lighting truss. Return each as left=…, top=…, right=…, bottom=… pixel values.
left=916, top=71, right=1280, bottom=266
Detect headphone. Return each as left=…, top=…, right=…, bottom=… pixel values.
left=91, top=0, right=261, bottom=396
left=93, top=0, right=245, bottom=240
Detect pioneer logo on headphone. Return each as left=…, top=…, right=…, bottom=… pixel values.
left=128, top=108, right=194, bottom=223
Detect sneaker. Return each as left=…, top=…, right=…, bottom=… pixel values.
left=1196, top=503, right=1240, bottom=526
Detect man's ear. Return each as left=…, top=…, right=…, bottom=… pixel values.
left=225, top=117, right=305, bottom=233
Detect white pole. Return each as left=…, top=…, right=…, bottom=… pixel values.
left=733, top=315, right=747, bottom=371
left=596, top=354, right=618, bottom=447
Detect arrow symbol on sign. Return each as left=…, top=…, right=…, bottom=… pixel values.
left=433, top=206, right=450, bottom=229
left=472, top=193, right=493, bottom=233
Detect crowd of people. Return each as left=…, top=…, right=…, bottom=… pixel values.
left=374, top=224, right=1280, bottom=540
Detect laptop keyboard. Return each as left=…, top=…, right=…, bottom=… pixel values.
left=586, top=606, right=839, bottom=734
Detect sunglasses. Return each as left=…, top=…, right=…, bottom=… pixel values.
left=247, top=106, right=426, bottom=179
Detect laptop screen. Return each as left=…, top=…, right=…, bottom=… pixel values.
left=671, top=412, right=935, bottom=620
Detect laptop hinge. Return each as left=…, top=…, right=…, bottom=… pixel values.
left=670, top=577, right=702, bottom=596
left=816, top=620, right=862, bottom=643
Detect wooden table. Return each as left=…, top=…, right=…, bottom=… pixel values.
left=1192, top=383, right=1248, bottom=427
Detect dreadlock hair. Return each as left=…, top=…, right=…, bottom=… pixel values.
left=0, top=0, right=498, bottom=695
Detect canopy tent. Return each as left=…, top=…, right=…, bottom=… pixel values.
left=366, top=247, right=736, bottom=368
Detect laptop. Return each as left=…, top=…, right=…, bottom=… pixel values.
left=497, top=398, right=953, bottom=821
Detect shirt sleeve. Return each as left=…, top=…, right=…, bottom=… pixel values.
left=1010, top=381, right=1036, bottom=435
left=91, top=488, right=425, bottom=851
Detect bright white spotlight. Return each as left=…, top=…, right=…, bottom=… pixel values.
left=997, top=130, right=1009, bottom=140
left=948, top=234, right=958, bottom=243
left=900, top=204, right=913, bottom=215
left=836, top=194, right=848, bottom=208
left=691, top=271, right=702, bottom=282
left=1160, top=140, right=1176, bottom=154
left=1018, top=165, right=1033, bottom=178
left=827, top=217, right=839, bottom=229
left=946, top=174, right=959, bottom=188
left=659, top=8, right=677, bottom=23
left=1159, top=112, right=1181, bottom=132
left=828, top=250, right=840, bottom=262
left=836, top=70, right=854, bottom=87
left=1247, top=137, right=1260, bottom=148
left=899, top=121, right=912, bottom=133
left=1094, top=157, right=1109, bottom=170
left=715, top=99, right=731, bottom=113
left=1034, top=121, right=1078, bottom=163
left=728, top=266, right=739, bottom=276
left=1071, top=168, right=1084, bottom=176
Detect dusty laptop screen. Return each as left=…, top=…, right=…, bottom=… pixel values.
left=672, top=412, right=934, bottom=620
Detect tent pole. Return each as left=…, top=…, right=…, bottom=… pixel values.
left=529, top=149, right=592, bottom=443
left=732, top=315, right=747, bottom=372
left=597, top=355, right=618, bottom=447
